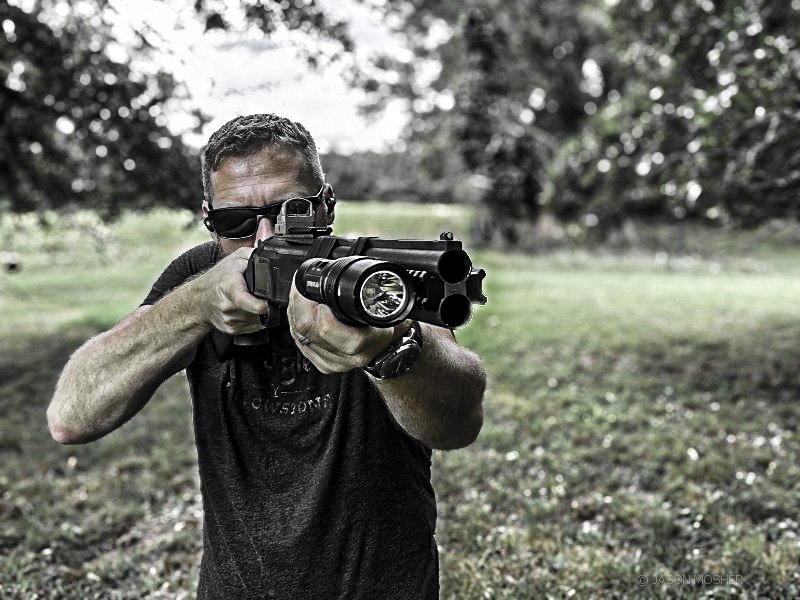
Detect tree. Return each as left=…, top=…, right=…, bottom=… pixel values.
left=356, top=0, right=800, bottom=243
left=190, top=0, right=354, bottom=69
left=0, top=0, right=354, bottom=218
left=553, top=0, right=800, bottom=232
left=1, top=0, right=200, bottom=216
left=353, top=0, right=610, bottom=244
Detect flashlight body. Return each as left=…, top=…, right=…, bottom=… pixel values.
left=295, top=256, right=416, bottom=327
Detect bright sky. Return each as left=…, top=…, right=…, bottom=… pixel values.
left=107, top=0, right=407, bottom=153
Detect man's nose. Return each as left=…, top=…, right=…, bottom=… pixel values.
left=254, top=216, right=274, bottom=246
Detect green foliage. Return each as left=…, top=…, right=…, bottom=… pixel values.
left=558, top=0, right=800, bottom=232
left=356, top=0, right=800, bottom=243
left=192, top=0, right=355, bottom=68
left=0, top=0, right=204, bottom=217
left=4, top=0, right=798, bottom=249
left=0, top=0, right=355, bottom=219
left=356, top=0, right=610, bottom=244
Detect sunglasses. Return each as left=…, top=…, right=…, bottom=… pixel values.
left=204, top=187, right=325, bottom=240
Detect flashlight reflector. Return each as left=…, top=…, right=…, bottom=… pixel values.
left=359, top=270, right=408, bottom=321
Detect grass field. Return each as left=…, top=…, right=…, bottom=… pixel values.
left=1, top=205, right=799, bottom=599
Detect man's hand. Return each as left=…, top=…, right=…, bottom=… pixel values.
left=287, top=280, right=396, bottom=374
left=200, top=247, right=269, bottom=334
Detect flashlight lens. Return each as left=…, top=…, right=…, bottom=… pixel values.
left=359, top=270, right=408, bottom=320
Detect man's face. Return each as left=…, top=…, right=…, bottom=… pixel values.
left=203, top=146, right=330, bottom=255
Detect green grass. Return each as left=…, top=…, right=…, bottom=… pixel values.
left=436, top=250, right=800, bottom=598
left=1, top=206, right=799, bottom=598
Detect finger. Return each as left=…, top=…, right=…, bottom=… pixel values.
left=225, top=321, right=264, bottom=335
left=289, top=279, right=390, bottom=357
left=213, top=316, right=262, bottom=335
left=288, top=289, right=330, bottom=359
left=288, top=280, right=324, bottom=339
left=226, top=248, right=268, bottom=315
left=234, top=320, right=265, bottom=334
left=297, top=340, right=361, bottom=374
left=230, top=282, right=269, bottom=315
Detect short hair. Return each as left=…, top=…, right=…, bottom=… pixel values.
left=202, top=113, right=325, bottom=206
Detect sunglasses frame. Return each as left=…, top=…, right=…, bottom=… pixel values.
left=204, top=186, right=325, bottom=240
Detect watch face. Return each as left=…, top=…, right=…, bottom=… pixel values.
left=378, top=343, right=422, bottom=379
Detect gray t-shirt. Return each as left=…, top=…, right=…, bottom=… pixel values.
left=142, top=241, right=439, bottom=599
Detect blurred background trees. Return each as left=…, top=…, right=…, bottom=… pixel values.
left=2, top=0, right=798, bottom=245
left=0, top=0, right=352, bottom=218
left=553, top=0, right=800, bottom=238
left=351, top=0, right=612, bottom=245
left=1, top=0, right=200, bottom=217
left=353, top=0, right=800, bottom=244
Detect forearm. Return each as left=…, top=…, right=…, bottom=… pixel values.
left=47, top=277, right=211, bottom=444
left=370, top=324, right=486, bottom=450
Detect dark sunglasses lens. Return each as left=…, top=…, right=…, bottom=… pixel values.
left=213, top=210, right=259, bottom=238
left=212, top=207, right=281, bottom=238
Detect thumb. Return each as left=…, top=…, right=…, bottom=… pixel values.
left=233, top=282, right=269, bottom=315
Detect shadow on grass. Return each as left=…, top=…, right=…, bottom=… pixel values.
left=0, top=326, right=99, bottom=455
left=0, top=326, right=201, bottom=599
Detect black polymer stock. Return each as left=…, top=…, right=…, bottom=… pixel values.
left=240, top=198, right=486, bottom=341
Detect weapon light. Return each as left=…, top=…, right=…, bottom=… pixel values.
left=296, top=256, right=415, bottom=327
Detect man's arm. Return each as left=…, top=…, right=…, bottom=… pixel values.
left=370, top=324, right=485, bottom=450
left=287, top=283, right=485, bottom=450
left=47, top=248, right=267, bottom=444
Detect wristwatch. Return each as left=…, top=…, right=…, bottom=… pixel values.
left=364, top=321, right=423, bottom=381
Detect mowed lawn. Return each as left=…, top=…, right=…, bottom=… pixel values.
left=1, top=206, right=799, bottom=599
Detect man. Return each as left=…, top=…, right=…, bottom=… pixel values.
left=47, top=113, right=486, bottom=599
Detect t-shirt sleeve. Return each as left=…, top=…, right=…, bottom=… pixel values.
left=141, top=241, right=221, bottom=307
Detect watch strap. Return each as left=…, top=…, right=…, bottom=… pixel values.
left=364, top=321, right=423, bottom=381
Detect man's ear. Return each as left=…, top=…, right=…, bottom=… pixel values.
left=202, top=200, right=217, bottom=237
left=323, top=183, right=336, bottom=226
